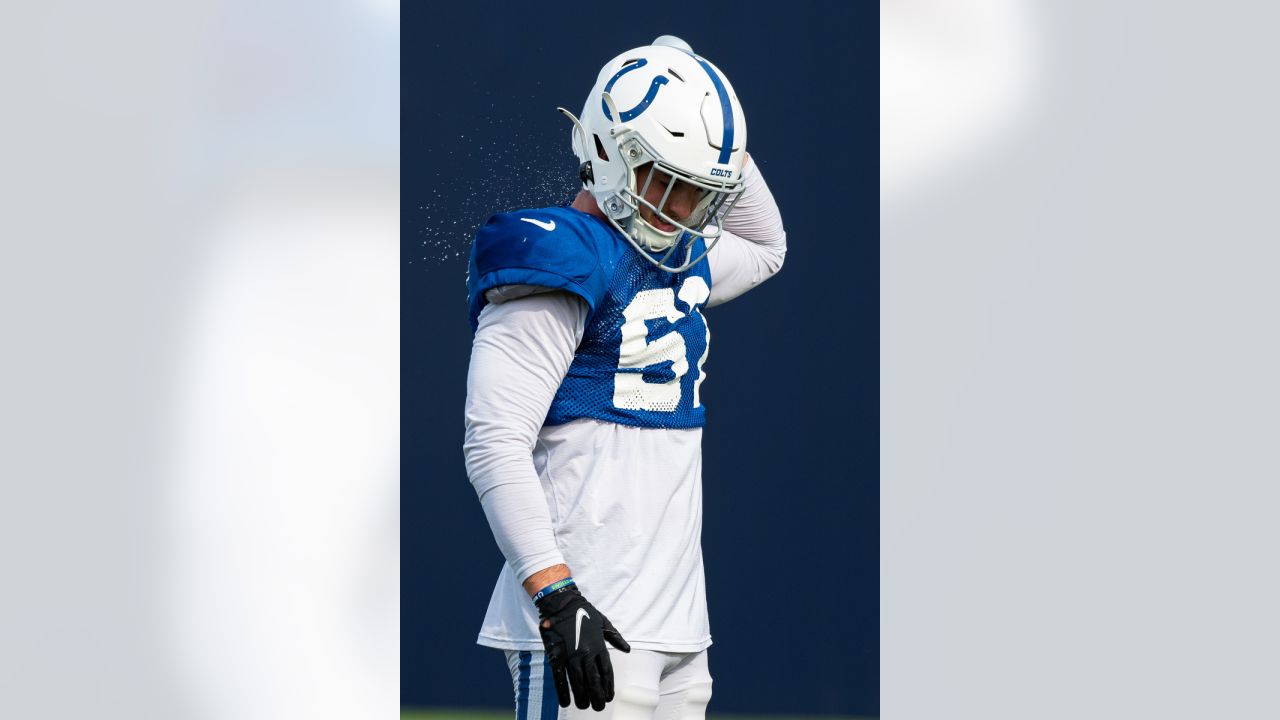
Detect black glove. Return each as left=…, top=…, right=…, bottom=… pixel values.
left=535, top=585, right=631, bottom=711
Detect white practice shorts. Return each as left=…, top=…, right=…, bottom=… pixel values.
left=503, top=648, right=713, bottom=720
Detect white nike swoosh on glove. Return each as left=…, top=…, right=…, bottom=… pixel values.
left=574, top=608, right=589, bottom=650
left=520, top=217, right=556, bottom=231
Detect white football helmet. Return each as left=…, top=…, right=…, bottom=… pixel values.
left=558, top=35, right=747, bottom=273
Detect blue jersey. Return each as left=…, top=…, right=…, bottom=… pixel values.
left=468, top=206, right=712, bottom=429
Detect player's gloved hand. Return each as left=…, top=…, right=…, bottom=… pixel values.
left=535, top=585, right=631, bottom=711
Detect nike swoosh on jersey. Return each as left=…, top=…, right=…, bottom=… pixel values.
left=520, top=217, right=556, bottom=231
left=574, top=607, right=589, bottom=650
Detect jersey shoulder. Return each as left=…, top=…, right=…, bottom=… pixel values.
left=467, top=206, right=625, bottom=330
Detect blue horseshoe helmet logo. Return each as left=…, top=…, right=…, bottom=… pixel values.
left=602, top=58, right=669, bottom=122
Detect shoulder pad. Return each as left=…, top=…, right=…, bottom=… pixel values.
left=466, top=207, right=621, bottom=330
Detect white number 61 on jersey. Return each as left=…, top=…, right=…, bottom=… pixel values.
left=613, top=277, right=710, bottom=412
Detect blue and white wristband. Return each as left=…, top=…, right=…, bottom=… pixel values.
left=531, top=577, right=575, bottom=604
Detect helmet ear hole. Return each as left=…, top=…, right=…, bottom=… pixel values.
left=593, top=134, right=610, bottom=162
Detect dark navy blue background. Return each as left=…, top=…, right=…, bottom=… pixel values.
left=404, top=2, right=877, bottom=715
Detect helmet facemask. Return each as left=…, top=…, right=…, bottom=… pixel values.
left=614, top=130, right=743, bottom=268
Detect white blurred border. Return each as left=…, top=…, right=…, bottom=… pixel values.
left=881, top=0, right=1038, bottom=205
left=0, top=2, right=399, bottom=718
left=883, top=2, right=1280, bottom=718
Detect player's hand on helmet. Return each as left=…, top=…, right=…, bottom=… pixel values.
left=534, top=585, right=631, bottom=711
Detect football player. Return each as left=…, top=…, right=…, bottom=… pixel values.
left=464, top=35, right=786, bottom=718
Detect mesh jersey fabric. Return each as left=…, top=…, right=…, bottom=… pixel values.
left=468, top=205, right=713, bottom=430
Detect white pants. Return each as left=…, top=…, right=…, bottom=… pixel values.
left=503, top=648, right=713, bottom=719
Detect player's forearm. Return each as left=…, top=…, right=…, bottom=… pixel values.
left=469, top=463, right=567, bottom=579
left=705, top=158, right=788, bottom=306
left=466, top=444, right=566, bottom=581
left=522, top=563, right=572, bottom=596
left=721, top=155, right=786, bottom=258
left=464, top=293, right=586, bottom=581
